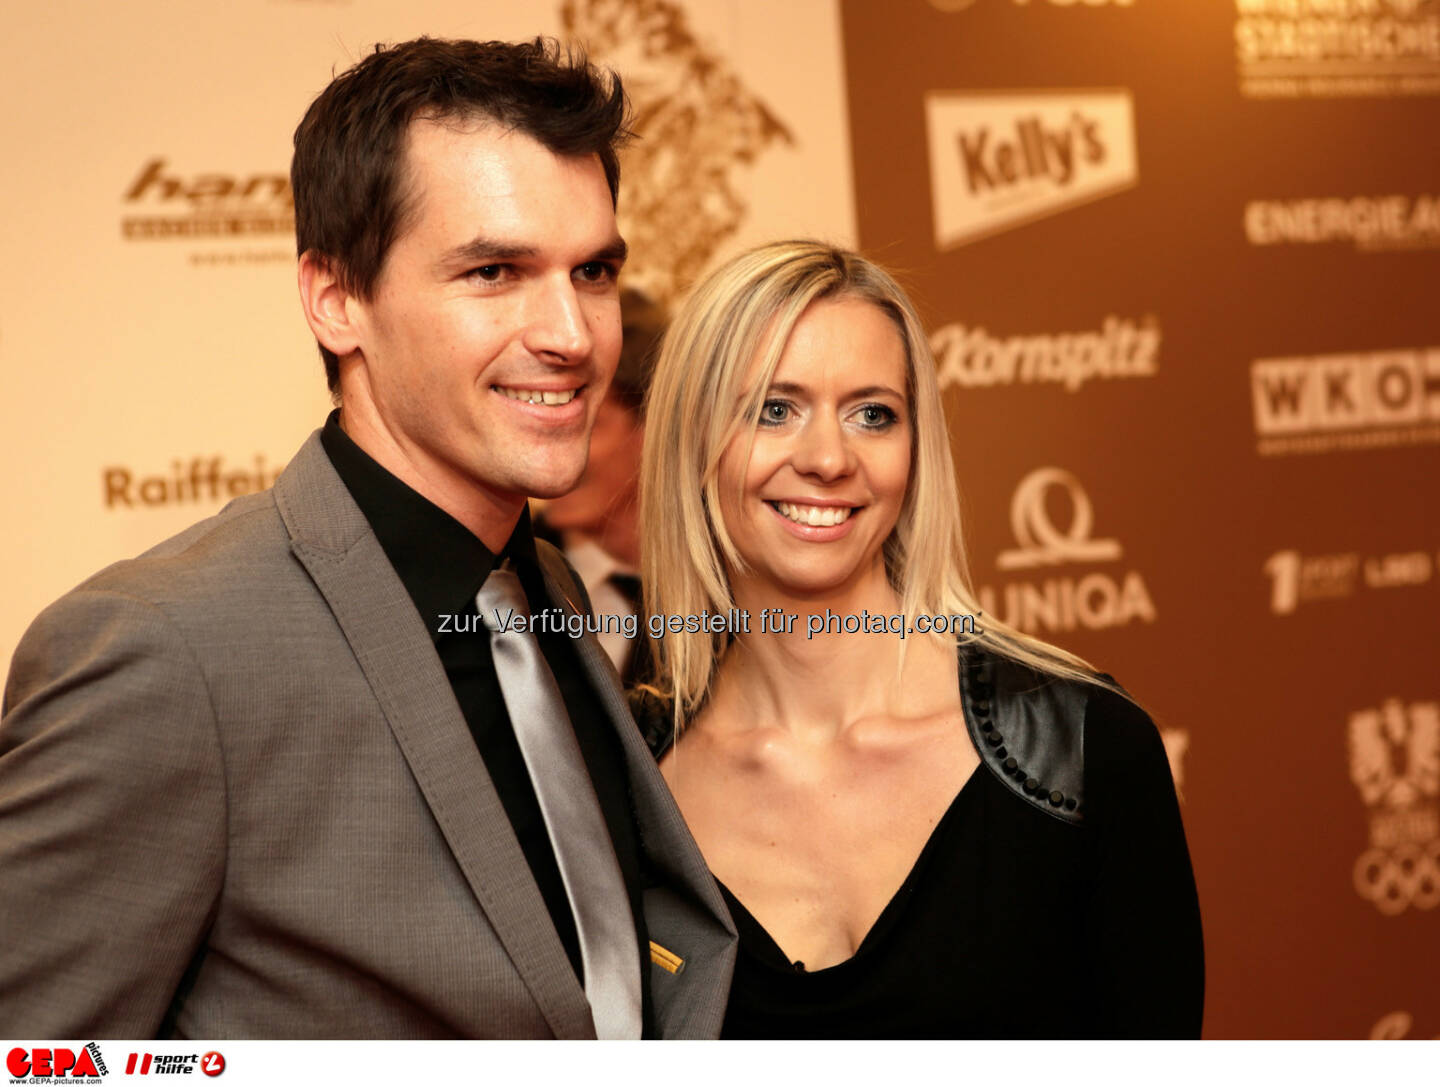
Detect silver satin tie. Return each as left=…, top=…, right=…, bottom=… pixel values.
left=477, top=564, right=643, bottom=1040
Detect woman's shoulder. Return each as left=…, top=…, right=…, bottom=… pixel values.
left=626, top=686, right=678, bottom=760
left=965, top=646, right=1166, bottom=825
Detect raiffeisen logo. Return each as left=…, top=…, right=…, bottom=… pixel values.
left=120, top=157, right=294, bottom=241
left=976, top=467, right=1156, bottom=632
left=925, top=90, right=1137, bottom=248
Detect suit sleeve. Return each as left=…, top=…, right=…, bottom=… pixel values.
left=1081, top=686, right=1205, bottom=1038
left=0, top=588, right=227, bottom=1037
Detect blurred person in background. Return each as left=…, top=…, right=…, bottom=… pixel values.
left=537, top=287, right=666, bottom=687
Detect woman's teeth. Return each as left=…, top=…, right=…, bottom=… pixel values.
left=775, top=502, right=853, bottom=527
left=498, top=386, right=577, bottom=405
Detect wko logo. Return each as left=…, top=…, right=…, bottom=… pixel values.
left=976, top=467, right=1156, bottom=632
left=123, top=1052, right=223, bottom=1077
left=6, top=1045, right=106, bottom=1080
left=1250, top=347, right=1440, bottom=455
left=925, top=90, right=1137, bottom=248
left=120, top=157, right=293, bottom=241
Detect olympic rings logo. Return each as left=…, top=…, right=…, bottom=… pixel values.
left=1353, top=841, right=1440, bottom=914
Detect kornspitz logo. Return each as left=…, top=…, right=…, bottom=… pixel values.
left=1348, top=698, right=1440, bottom=915
left=925, top=89, right=1137, bottom=248
left=6, top=1045, right=106, bottom=1080
left=931, top=314, right=1159, bottom=393
left=976, top=467, right=1155, bottom=632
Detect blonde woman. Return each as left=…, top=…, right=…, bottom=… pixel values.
left=632, top=241, right=1202, bottom=1038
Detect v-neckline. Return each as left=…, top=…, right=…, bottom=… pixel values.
left=714, top=764, right=983, bottom=976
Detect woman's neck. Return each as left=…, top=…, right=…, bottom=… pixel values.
left=707, top=569, right=947, bottom=743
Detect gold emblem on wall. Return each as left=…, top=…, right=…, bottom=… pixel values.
left=562, top=0, right=795, bottom=306
left=1348, top=698, right=1440, bottom=915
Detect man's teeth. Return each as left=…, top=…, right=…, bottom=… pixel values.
left=776, top=502, right=853, bottom=527
left=497, top=386, right=577, bottom=405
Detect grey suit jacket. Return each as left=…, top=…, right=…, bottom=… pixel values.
left=0, top=431, right=735, bottom=1039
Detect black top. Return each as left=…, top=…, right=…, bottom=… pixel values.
left=321, top=413, right=651, bottom=1023
left=640, top=679, right=1202, bottom=1039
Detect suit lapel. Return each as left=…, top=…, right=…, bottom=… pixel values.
left=272, top=433, right=594, bottom=1039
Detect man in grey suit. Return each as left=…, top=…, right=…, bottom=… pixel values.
left=0, top=37, right=733, bottom=1038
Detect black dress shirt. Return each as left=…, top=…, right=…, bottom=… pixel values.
left=321, top=413, right=650, bottom=1026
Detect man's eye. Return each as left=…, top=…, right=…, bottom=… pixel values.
left=575, top=261, right=617, bottom=284
left=470, top=265, right=506, bottom=283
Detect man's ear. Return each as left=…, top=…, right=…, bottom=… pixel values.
left=297, top=250, right=363, bottom=359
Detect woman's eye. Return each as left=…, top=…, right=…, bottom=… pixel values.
left=759, top=400, right=791, bottom=425
left=857, top=404, right=898, bottom=429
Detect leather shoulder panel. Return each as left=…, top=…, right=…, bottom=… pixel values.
left=962, top=647, right=1088, bottom=825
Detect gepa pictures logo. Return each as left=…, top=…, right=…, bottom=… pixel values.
left=6, top=1045, right=106, bottom=1080
left=1348, top=697, right=1440, bottom=914
left=925, top=90, right=1137, bottom=248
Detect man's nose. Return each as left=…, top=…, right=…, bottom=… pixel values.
left=523, top=276, right=595, bottom=362
left=791, top=414, right=855, bottom=481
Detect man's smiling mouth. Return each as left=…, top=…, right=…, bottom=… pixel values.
left=494, top=385, right=579, bottom=406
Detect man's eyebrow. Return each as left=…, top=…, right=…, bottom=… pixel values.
left=591, top=237, right=629, bottom=264
left=442, top=236, right=538, bottom=267
left=440, top=235, right=629, bottom=269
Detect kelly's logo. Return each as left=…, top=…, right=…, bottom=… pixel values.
left=926, top=90, right=1137, bottom=248
left=120, top=157, right=293, bottom=241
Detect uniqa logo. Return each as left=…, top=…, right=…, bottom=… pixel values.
left=1348, top=697, right=1440, bottom=914
left=977, top=467, right=1156, bottom=632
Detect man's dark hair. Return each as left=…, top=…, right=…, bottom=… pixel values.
left=292, top=36, right=631, bottom=393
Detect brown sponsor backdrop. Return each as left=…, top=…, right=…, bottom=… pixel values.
left=841, top=0, right=1440, bottom=1038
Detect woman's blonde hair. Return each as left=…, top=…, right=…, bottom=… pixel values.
left=639, top=240, right=1104, bottom=721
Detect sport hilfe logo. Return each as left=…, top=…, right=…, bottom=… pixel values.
left=122, top=1053, right=224, bottom=1077
left=6, top=1046, right=105, bottom=1079
left=926, top=90, right=1137, bottom=248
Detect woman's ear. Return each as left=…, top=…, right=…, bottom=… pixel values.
left=297, top=251, right=362, bottom=360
